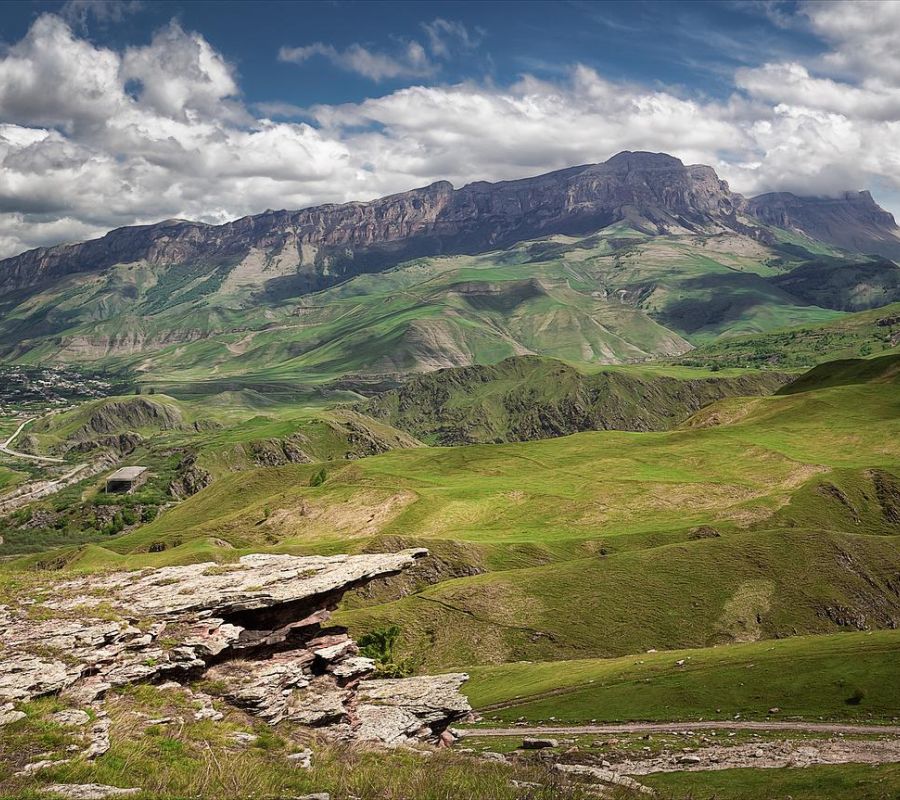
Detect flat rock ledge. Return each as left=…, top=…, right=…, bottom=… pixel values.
left=0, top=548, right=471, bottom=747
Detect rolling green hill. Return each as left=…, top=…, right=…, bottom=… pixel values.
left=465, top=630, right=900, bottom=723
left=13, top=354, right=895, bottom=676
left=366, top=355, right=791, bottom=444
left=676, top=303, right=900, bottom=370
left=3, top=225, right=895, bottom=388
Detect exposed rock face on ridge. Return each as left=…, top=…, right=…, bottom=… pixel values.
left=0, top=548, right=471, bottom=747
left=749, top=191, right=900, bottom=259
left=0, top=151, right=750, bottom=294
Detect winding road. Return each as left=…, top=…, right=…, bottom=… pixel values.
left=0, top=416, right=63, bottom=463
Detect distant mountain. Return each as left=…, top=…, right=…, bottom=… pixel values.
left=0, top=151, right=749, bottom=294
left=748, top=191, right=900, bottom=259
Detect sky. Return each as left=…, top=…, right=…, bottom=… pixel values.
left=0, top=0, right=899, bottom=257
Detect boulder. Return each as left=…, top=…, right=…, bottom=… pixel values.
left=41, top=786, right=141, bottom=800
left=521, top=737, right=559, bottom=749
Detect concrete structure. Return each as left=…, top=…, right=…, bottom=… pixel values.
left=105, top=466, right=148, bottom=494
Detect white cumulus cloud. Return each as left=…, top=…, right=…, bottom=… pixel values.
left=0, top=10, right=898, bottom=259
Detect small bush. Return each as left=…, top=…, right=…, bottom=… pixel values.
left=358, top=624, right=415, bottom=678
left=846, top=687, right=866, bottom=705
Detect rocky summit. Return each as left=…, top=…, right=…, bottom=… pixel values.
left=0, top=548, right=471, bottom=749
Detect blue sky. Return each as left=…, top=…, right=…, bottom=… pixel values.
left=0, top=0, right=898, bottom=255
left=4, top=1, right=825, bottom=107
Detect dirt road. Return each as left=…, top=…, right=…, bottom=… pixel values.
left=0, top=416, right=63, bottom=463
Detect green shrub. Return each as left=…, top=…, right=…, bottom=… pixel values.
left=358, top=624, right=415, bottom=678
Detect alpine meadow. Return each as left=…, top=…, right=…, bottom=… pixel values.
left=0, top=2, right=899, bottom=799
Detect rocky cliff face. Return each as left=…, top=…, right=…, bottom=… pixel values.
left=0, top=548, right=471, bottom=749
left=0, top=152, right=748, bottom=293
left=748, top=191, right=900, bottom=259
left=4, top=151, right=895, bottom=300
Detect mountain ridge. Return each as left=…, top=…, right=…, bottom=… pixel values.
left=4, top=150, right=898, bottom=295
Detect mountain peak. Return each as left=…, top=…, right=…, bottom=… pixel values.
left=604, top=151, right=685, bottom=170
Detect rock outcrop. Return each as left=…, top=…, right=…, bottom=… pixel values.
left=0, top=549, right=470, bottom=747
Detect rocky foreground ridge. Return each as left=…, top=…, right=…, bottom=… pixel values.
left=0, top=548, right=471, bottom=749
left=4, top=151, right=899, bottom=293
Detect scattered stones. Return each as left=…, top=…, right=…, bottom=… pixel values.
left=16, top=758, right=70, bottom=776
left=607, top=738, right=900, bottom=775
left=0, top=701, right=25, bottom=726
left=555, top=763, right=655, bottom=795
left=231, top=732, right=259, bottom=746
left=41, top=785, right=141, bottom=800
left=287, top=748, right=313, bottom=768
left=50, top=709, right=90, bottom=727
left=84, top=718, right=111, bottom=759
left=521, top=737, right=559, bottom=749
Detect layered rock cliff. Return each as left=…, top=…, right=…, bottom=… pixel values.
left=0, top=151, right=749, bottom=293
left=0, top=548, right=471, bottom=749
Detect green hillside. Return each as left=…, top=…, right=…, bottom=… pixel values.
left=366, top=355, right=791, bottom=444
left=3, top=227, right=894, bottom=386
left=465, top=630, right=900, bottom=723
left=11, top=353, right=893, bottom=678
left=676, top=303, right=900, bottom=370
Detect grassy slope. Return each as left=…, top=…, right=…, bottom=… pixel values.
left=777, top=351, right=900, bottom=395
left=677, top=302, right=900, bottom=370
left=2, top=228, right=879, bottom=385
left=646, top=765, right=900, bottom=800
left=464, top=631, right=900, bottom=723
left=365, top=355, right=791, bottom=445
left=21, top=355, right=895, bottom=673
left=97, top=355, right=900, bottom=555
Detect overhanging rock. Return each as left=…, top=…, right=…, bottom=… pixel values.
left=0, top=548, right=471, bottom=746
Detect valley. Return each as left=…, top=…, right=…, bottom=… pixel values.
left=1, top=151, right=899, bottom=800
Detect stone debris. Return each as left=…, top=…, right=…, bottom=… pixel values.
left=0, top=701, right=25, bottom=726
left=287, top=748, right=313, bottom=768
left=555, top=763, right=655, bottom=795
left=0, top=548, right=470, bottom=748
left=522, top=737, right=559, bottom=749
left=84, top=718, right=111, bottom=759
left=351, top=674, right=471, bottom=747
left=614, top=737, right=900, bottom=775
left=50, top=709, right=91, bottom=727
left=41, top=785, right=141, bottom=799
left=16, top=758, right=71, bottom=776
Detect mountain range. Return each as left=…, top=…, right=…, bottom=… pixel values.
left=1, top=150, right=898, bottom=384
